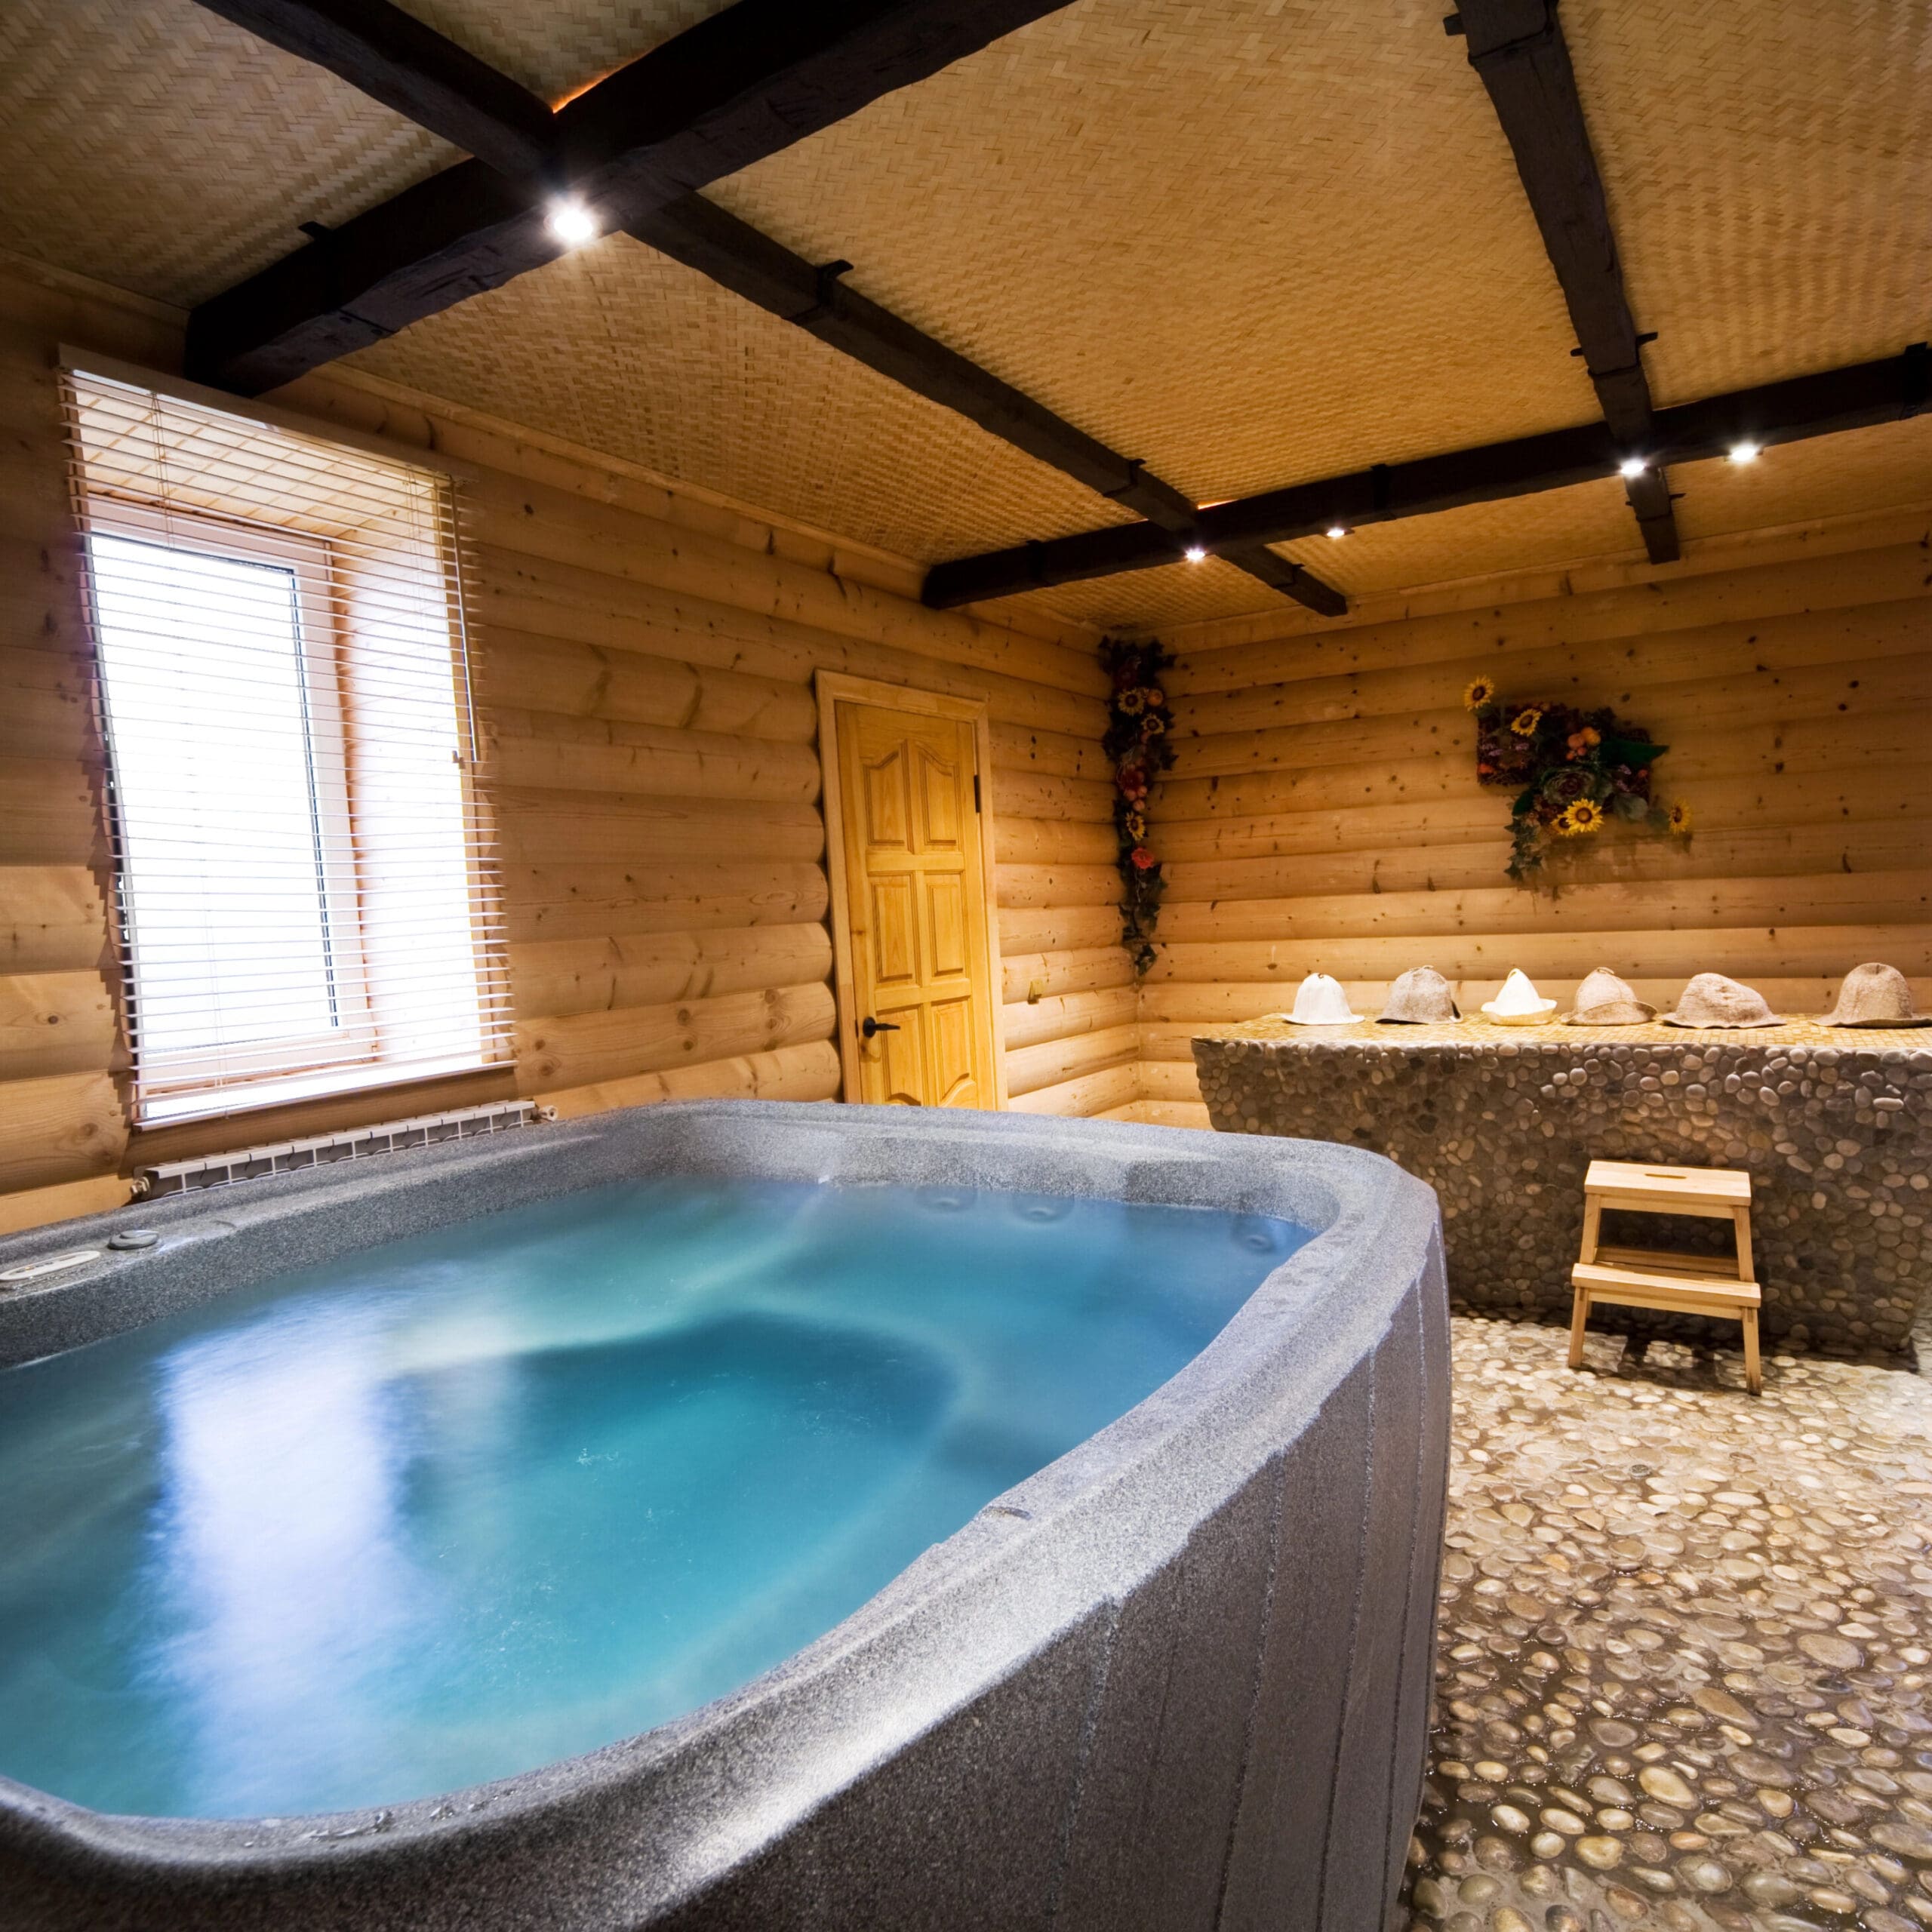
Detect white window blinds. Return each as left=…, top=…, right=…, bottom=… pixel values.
left=65, top=366, right=509, bottom=1126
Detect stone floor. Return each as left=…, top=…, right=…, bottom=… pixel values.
left=1398, top=1314, right=1932, bottom=1932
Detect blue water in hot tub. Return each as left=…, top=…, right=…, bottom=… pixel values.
left=0, top=1175, right=1308, bottom=1820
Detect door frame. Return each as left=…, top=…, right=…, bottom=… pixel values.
left=814, top=671, right=1008, bottom=1110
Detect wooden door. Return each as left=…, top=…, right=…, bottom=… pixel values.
left=832, top=698, right=996, bottom=1107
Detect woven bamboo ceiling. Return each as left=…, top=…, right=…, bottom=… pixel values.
left=5, top=0, right=1930, bottom=629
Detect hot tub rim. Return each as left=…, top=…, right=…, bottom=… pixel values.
left=0, top=1101, right=1444, bottom=1919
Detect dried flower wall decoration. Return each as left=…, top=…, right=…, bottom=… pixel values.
left=1103, top=638, right=1176, bottom=971
left=1465, top=678, right=1690, bottom=881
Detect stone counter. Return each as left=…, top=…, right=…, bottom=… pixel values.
left=1192, top=1017, right=1932, bottom=1352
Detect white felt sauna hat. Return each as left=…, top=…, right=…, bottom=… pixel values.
left=1480, top=968, right=1557, bottom=1026
left=1818, top=961, right=1928, bottom=1027
left=1377, top=965, right=1460, bottom=1024
left=1663, top=972, right=1782, bottom=1029
left=1286, top=972, right=1359, bottom=1026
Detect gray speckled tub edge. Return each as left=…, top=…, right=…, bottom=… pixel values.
left=0, top=1100, right=1448, bottom=1932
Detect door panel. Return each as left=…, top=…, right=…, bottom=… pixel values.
left=863, top=747, right=909, bottom=849
left=878, top=1008, right=925, bottom=1106
left=871, top=875, right=919, bottom=986
left=926, top=875, right=968, bottom=980
left=928, top=996, right=980, bottom=1107
left=836, top=699, right=995, bottom=1109
left=914, top=740, right=961, bottom=849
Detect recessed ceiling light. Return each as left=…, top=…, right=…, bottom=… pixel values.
left=1183, top=545, right=1208, bottom=563
left=1617, top=456, right=1648, bottom=478
left=1727, top=441, right=1762, bottom=464
left=1324, top=525, right=1349, bottom=540
left=547, top=199, right=598, bottom=247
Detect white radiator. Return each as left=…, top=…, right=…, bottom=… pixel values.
left=134, top=1100, right=544, bottom=1197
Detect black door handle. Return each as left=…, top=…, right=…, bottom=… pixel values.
left=860, top=1016, right=900, bottom=1038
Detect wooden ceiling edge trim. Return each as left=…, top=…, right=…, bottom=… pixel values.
left=1155, top=494, right=1932, bottom=657
left=291, top=365, right=1108, bottom=655
left=920, top=346, right=1932, bottom=607
left=1452, top=0, right=1679, bottom=564
left=182, top=0, right=1087, bottom=394
left=299, top=365, right=928, bottom=583
left=61, top=343, right=478, bottom=483
left=2, top=245, right=190, bottom=328
left=2, top=268, right=1095, bottom=655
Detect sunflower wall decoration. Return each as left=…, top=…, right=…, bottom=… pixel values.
left=1464, top=677, right=1691, bottom=882
left=1102, top=637, right=1176, bottom=972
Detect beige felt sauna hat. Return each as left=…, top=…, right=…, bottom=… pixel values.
left=1564, top=968, right=1656, bottom=1026
left=1377, top=965, right=1460, bottom=1023
left=1663, top=972, right=1782, bottom=1029
left=1818, top=961, right=1929, bottom=1027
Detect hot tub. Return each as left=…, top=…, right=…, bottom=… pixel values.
left=0, top=1102, right=1447, bottom=1931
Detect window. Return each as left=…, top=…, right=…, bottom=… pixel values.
left=66, top=366, right=508, bottom=1125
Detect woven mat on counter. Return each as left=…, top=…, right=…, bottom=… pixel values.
left=1199, top=1016, right=1932, bottom=1051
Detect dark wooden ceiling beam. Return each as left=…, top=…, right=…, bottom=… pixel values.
left=187, top=0, right=1344, bottom=615
left=631, top=198, right=1347, bottom=616
left=189, top=0, right=553, bottom=175
left=1214, top=546, right=1349, bottom=618
left=184, top=0, right=1082, bottom=393
left=1451, top=0, right=1680, bottom=564
left=920, top=344, right=1932, bottom=607
left=636, top=198, right=1156, bottom=505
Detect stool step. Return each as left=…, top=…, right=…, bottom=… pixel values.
left=1573, top=1260, right=1761, bottom=1315
left=1583, top=1158, right=1750, bottom=1212
left=1592, top=1243, right=1749, bottom=1282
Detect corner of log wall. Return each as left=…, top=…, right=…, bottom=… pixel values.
left=0, top=269, right=1145, bottom=1221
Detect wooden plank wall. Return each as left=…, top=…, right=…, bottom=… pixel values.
left=1140, top=516, right=1932, bottom=1118
left=0, top=262, right=1135, bottom=1219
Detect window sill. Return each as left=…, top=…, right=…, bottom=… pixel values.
left=137, top=1056, right=503, bottom=1128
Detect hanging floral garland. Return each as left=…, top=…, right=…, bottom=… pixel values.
left=1466, top=676, right=1690, bottom=882
left=1102, top=637, right=1176, bottom=973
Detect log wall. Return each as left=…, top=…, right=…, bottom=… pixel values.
left=0, top=263, right=1131, bottom=1220
left=11, top=258, right=1924, bottom=1198
left=1141, top=516, right=1932, bottom=1117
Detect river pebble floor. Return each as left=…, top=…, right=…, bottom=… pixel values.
left=1398, top=1314, right=1932, bottom=1932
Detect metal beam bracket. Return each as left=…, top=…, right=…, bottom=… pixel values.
left=1457, top=0, right=1558, bottom=63
left=800, top=257, right=855, bottom=325
left=1902, top=341, right=1930, bottom=414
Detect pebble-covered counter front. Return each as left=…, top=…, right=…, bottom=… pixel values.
left=1192, top=1018, right=1931, bottom=1353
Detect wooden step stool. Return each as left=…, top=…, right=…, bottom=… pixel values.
left=1569, top=1159, right=1761, bottom=1394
